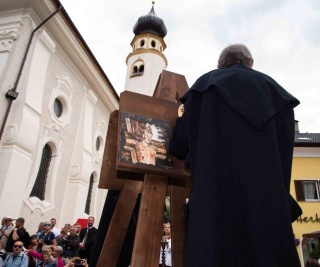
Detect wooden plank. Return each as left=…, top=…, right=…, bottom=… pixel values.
left=131, top=175, right=168, bottom=267
left=154, top=70, right=190, bottom=102
left=170, top=184, right=190, bottom=267
left=98, top=110, right=125, bottom=190
left=97, top=178, right=143, bottom=267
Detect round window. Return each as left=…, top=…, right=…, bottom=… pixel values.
left=54, top=98, right=63, bottom=118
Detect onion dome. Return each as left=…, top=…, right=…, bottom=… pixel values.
left=133, top=4, right=167, bottom=38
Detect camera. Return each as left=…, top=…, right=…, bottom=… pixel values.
left=74, top=259, right=83, bottom=266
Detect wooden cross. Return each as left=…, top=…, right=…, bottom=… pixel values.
left=97, top=70, right=190, bottom=267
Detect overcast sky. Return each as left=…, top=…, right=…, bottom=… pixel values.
left=60, top=0, right=320, bottom=133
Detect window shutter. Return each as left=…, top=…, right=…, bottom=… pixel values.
left=294, top=180, right=305, bottom=201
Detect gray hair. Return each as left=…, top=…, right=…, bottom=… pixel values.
left=217, top=44, right=253, bottom=69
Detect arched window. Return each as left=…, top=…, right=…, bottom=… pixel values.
left=151, top=40, right=156, bottom=48
left=85, top=174, right=94, bottom=214
left=131, top=61, right=144, bottom=77
left=132, top=66, right=138, bottom=76
left=30, top=144, right=52, bottom=201
left=138, top=65, right=144, bottom=75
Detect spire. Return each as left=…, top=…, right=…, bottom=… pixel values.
left=133, top=2, right=167, bottom=38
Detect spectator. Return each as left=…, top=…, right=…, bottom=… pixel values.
left=5, top=218, right=30, bottom=253
left=63, top=225, right=71, bottom=235
left=51, top=246, right=64, bottom=267
left=50, top=219, right=59, bottom=237
left=3, top=241, right=28, bottom=267
left=159, top=223, right=171, bottom=267
left=55, top=230, right=67, bottom=247
left=35, top=223, right=44, bottom=240
left=1, top=217, right=14, bottom=250
left=27, top=235, right=39, bottom=267
left=64, top=257, right=88, bottom=267
left=35, top=247, right=56, bottom=267
left=73, top=224, right=81, bottom=236
left=61, top=227, right=80, bottom=261
left=38, top=222, right=56, bottom=252
left=78, top=216, right=98, bottom=263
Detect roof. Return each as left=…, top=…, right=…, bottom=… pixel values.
left=133, top=4, right=167, bottom=38
left=294, top=132, right=320, bottom=147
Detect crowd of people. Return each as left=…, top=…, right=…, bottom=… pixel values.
left=0, top=216, right=97, bottom=267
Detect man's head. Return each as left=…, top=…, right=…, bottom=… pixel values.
left=15, top=217, right=25, bottom=228
left=217, top=44, right=253, bottom=69
left=50, top=218, right=56, bottom=227
left=43, top=221, right=52, bottom=231
left=64, top=223, right=71, bottom=231
left=13, top=241, right=24, bottom=256
left=74, top=223, right=81, bottom=234
left=5, top=216, right=13, bottom=225
left=69, top=226, right=77, bottom=236
left=87, top=216, right=95, bottom=228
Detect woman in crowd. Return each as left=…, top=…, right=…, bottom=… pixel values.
left=159, top=223, right=172, bottom=267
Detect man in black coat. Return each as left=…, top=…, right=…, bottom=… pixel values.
left=169, top=44, right=302, bottom=267
left=78, top=216, right=97, bottom=263
left=5, top=217, right=30, bottom=253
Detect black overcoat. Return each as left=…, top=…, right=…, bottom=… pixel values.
left=170, top=63, right=302, bottom=267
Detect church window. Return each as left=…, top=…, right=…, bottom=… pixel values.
left=30, top=144, right=52, bottom=201
left=131, top=61, right=144, bottom=77
left=294, top=180, right=320, bottom=201
left=140, top=39, right=145, bottom=47
left=54, top=98, right=63, bottom=118
left=85, top=174, right=94, bottom=214
left=132, top=66, right=139, bottom=76
left=138, top=65, right=144, bottom=75
left=151, top=40, right=156, bottom=48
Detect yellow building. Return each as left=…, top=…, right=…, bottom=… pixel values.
left=291, top=127, right=320, bottom=266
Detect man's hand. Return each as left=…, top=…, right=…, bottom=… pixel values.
left=178, top=104, right=184, bottom=117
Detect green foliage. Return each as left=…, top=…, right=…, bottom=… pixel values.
left=309, top=244, right=320, bottom=259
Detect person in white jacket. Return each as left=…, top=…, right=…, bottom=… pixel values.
left=159, top=223, right=171, bottom=267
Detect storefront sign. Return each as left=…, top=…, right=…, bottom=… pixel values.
left=296, top=214, right=320, bottom=223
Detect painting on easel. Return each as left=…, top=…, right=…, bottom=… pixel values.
left=116, top=91, right=190, bottom=179
left=119, top=112, right=173, bottom=169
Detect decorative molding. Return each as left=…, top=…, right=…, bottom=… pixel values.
left=23, top=197, right=54, bottom=214
left=56, top=73, right=73, bottom=91
left=0, top=29, right=19, bottom=52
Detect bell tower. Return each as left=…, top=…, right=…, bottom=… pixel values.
left=124, top=2, right=167, bottom=96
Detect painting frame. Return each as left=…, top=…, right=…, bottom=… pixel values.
left=116, top=91, right=190, bottom=179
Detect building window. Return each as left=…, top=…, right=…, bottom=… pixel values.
left=85, top=174, right=94, bottom=214
left=131, top=61, right=144, bottom=77
left=96, top=137, right=101, bottom=151
left=54, top=98, right=63, bottom=118
left=294, top=180, right=320, bottom=202
left=140, top=39, right=145, bottom=47
left=30, top=144, right=52, bottom=201
left=151, top=40, right=156, bottom=48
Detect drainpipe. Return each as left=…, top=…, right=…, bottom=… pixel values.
left=0, top=5, right=63, bottom=142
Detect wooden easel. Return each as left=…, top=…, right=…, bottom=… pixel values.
left=97, top=70, right=191, bottom=267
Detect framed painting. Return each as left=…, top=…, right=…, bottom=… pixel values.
left=116, top=91, right=190, bottom=179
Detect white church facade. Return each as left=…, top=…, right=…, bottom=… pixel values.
left=0, top=0, right=168, bottom=233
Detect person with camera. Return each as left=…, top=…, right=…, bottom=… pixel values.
left=64, top=257, right=88, bottom=267
left=61, top=227, right=80, bottom=262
